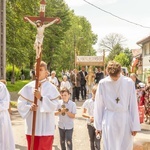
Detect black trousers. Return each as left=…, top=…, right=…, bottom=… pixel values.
left=72, top=87, right=80, bottom=101
left=87, top=124, right=101, bottom=150
left=80, top=85, right=86, bottom=99
left=59, top=128, right=73, bottom=150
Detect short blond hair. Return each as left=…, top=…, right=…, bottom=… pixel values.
left=34, top=61, right=47, bottom=70
left=51, top=71, right=56, bottom=75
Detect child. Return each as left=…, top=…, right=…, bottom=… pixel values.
left=82, top=84, right=101, bottom=150
left=0, top=81, right=15, bottom=150
left=17, top=61, right=60, bottom=150
left=94, top=61, right=140, bottom=150
left=60, top=75, right=71, bottom=92
left=48, top=70, right=59, bottom=87
left=55, top=88, right=76, bottom=150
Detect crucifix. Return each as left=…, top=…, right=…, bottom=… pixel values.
left=116, top=97, right=120, bottom=103
left=24, top=0, right=60, bottom=150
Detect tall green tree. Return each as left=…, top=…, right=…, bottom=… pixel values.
left=107, top=43, right=124, bottom=61
left=114, top=52, right=130, bottom=67
left=6, top=0, right=98, bottom=79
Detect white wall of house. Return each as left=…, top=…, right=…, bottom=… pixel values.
left=143, top=42, right=150, bottom=71
left=143, top=55, right=150, bottom=70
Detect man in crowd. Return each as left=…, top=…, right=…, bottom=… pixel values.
left=95, top=67, right=104, bottom=84
left=79, top=66, right=87, bottom=100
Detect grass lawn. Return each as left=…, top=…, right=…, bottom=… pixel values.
left=7, top=80, right=30, bottom=92
left=7, top=80, right=30, bottom=108
left=10, top=101, right=17, bottom=108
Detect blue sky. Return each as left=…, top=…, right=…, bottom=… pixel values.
left=64, top=0, right=150, bottom=52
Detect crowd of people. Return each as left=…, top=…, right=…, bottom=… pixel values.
left=47, top=66, right=104, bottom=102
left=1, top=61, right=150, bottom=150
left=130, top=73, right=150, bottom=124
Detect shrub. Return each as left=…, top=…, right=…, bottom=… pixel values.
left=6, top=64, right=20, bottom=81
left=21, top=68, right=30, bottom=80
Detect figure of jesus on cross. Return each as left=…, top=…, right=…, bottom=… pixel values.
left=20, top=1, right=61, bottom=150
left=24, top=17, right=59, bottom=59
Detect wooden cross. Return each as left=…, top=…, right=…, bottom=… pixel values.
left=24, top=1, right=60, bottom=150
left=24, top=0, right=60, bottom=23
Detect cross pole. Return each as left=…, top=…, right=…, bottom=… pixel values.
left=24, top=0, right=60, bottom=149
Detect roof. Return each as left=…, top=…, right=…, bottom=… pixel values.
left=131, top=49, right=142, bottom=57
left=76, top=56, right=104, bottom=66
left=137, top=36, right=150, bottom=45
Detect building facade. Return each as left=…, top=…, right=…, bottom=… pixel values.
left=137, top=36, right=150, bottom=82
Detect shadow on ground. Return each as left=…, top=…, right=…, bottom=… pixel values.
left=15, top=144, right=27, bottom=150
left=53, top=145, right=60, bottom=150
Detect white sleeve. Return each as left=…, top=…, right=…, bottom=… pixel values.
left=17, top=96, right=31, bottom=119
left=94, top=83, right=105, bottom=131
left=71, top=102, right=76, bottom=114
left=82, top=100, right=88, bottom=109
left=40, top=85, right=60, bottom=112
left=0, top=83, right=10, bottom=111
left=55, top=78, right=59, bottom=86
left=129, top=81, right=141, bottom=131
left=67, top=81, right=71, bottom=90
left=60, top=81, right=63, bottom=90
left=40, top=96, right=58, bottom=112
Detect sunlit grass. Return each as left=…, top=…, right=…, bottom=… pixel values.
left=10, top=101, right=17, bottom=108
left=7, top=80, right=30, bottom=92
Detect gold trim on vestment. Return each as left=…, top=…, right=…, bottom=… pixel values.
left=18, top=94, right=60, bottom=102
left=18, top=94, right=33, bottom=103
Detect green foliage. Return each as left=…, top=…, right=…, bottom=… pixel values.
left=10, top=101, right=17, bottom=108
left=6, top=0, right=98, bottom=76
left=107, top=43, right=123, bottom=61
left=7, top=80, right=30, bottom=92
left=114, top=53, right=130, bottom=67
left=21, top=68, right=30, bottom=80
left=124, top=48, right=133, bottom=64
left=6, top=64, right=20, bottom=81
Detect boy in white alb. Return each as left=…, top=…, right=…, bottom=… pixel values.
left=94, top=61, right=141, bottom=150
left=18, top=61, right=60, bottom=150
left=82, top=84, right=101, bottom=150
left=0, top=81, right=15, bottom=150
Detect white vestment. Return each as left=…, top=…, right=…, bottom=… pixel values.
left=17, top=79, right=60, bottom=136
left=0, top=82, right=15, bottom=150
left=48, top=76, right=59, bottom=87
left=60, top=81, right=71, bottom=91
left=94, top=75, right=141, bottom=150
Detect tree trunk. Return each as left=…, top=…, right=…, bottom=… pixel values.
left=11, top=64, right=15, bottom=84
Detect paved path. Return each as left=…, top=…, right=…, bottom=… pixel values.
left=11, top=101, right=150, bottom=150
